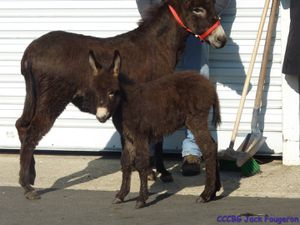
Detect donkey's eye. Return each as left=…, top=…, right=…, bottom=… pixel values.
left=192, top=7, right=206, bottom=16
left=108, top=92, right=115, bottom=99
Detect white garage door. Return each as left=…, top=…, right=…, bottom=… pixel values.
left=0, top=0, right=283, bottom=154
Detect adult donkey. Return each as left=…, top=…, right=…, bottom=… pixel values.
left=16, top=0, right=226, bottom=199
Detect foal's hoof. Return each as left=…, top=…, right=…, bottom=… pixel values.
left=25, top=190, right=41, bottom=200
left=160, top=172, right=174, bottom=183
left=135, top=200, right=146, bottom=209
left=196, top=193, right=216, bottom=203
left=112, top=197, right=123, bottom=204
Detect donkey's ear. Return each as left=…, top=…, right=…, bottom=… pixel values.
left=89, top=50, right=102, bottom=76
left=112, top=50, right=121, bottom=78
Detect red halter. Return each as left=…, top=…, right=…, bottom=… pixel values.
left=168, top=4, right=221, bottom=42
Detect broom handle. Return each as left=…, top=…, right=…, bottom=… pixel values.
left=251, top=0, right=280, bottom=131
left=229, top=0, right=271, bottom=149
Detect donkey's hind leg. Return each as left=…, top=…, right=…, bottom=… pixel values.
left=19, top=90, right=73, bottom=200
left=15, top=84, right=37, bottom=144
left=186, top=117, right=221, bottom=203
left=154, top=141, right=173, bottom=182
left=16, top=82, right=39, bottom=188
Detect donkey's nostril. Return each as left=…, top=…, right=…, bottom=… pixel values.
left=215, top=35, right=227, bottom=48
left=217, top=35, right=227, bottom=44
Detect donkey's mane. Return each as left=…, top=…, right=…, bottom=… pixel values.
left=137, top=1, right=168, bottom=28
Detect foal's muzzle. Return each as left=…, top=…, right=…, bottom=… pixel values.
left=96, top=107, right=111, bottom=123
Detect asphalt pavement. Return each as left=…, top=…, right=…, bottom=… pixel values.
left=1, top=153, right=300, bottom=225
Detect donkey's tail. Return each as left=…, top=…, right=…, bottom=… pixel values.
left=16, top=59, right=38, bottom=128
left=212, top=91, right=221, bottom=127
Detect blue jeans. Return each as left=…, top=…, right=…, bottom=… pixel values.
left=177, top=35, right=210, bottom=158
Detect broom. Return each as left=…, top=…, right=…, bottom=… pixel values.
left=219, top=0, right=280, bottom=176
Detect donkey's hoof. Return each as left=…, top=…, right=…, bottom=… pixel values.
left=25, top=190, right=41, bottom=200
left=196, top=192, right=216, bottom=203
left=113, top=197, right=123, bottom=204
left=210, top=193, right=217, bottom=200
left=135, top=200, right=146, bottom=209
left=160, top=172, right=174, bottom=183
left=196, top=196, right=207, bottom=203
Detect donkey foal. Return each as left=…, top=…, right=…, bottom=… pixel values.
left=107, top=53, right=222, bottom=208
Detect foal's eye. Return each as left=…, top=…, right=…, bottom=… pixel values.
left=108, top=92, right=115, bottom=99
left=192, top=7, right=206, bottom=16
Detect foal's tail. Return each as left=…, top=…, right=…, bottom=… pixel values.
left=212, top=91, right=221, bottom=127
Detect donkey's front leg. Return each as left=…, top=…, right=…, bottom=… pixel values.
left=135, top=141, right=150, bottom=208
left=154, top=141, right=173, bottom=182
left=114, top=166, right=131, bottom=204
left=136, top=167, right=149, bottom=208
left=114, top=138, right=133, bottom=204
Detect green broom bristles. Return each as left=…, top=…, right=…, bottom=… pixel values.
left=219, top=158, right=261, bottom=177
left=241, top=158, right=261, bottom=177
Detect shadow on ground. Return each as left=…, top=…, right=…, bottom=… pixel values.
left=35, top=153, right=256, bottom=206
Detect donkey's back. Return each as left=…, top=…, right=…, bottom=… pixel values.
left=122, top=71, right=221, bottom=139
left=22, top=31, right=102, bottom=80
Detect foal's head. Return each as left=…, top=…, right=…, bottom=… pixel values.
left=88, top=50, right=121, bottom=123
left=170, top=0, right=227, bottom=48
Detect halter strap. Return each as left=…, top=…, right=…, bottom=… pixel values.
left=168, top=4, right=221, bottom=42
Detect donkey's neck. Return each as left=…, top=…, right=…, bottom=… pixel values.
left=128, top=4, right=189, bottom=77
left=109, top=3, right=191, bottom=84
left=137, top=4, right=189, bottom=52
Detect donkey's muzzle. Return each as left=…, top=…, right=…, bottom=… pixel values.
left=96, top=107, right=111, bottom=123
left=206, top=25, right=227, bottom=49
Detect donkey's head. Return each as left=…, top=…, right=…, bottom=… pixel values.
left=170, top=0, right=227, bottom=48
left=88, top=50, right=121, bottom=123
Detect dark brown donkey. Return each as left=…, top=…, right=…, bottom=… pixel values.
left=95, top=51, right=221, bottom=208
left=16, top=0, right=226, bottom=199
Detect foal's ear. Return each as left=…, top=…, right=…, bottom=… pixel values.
left=89, top=50, right=102, bottom=76
left=112, top=50, right=121, bottom=78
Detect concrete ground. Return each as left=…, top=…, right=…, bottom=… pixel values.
left=1, top=153, right=300, bottom=225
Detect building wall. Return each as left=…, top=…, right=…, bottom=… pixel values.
left=0, top=0, right=298, bottom=159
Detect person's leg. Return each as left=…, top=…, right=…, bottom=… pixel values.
left=177, top=36, right=210, bottom=78
left=177, top=35, right=210, bottom=176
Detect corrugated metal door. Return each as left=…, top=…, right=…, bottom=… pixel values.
left=0, top=0, right=139, bottom=151
left=0, top=0, right=282, bottom=154
left=211, top=0, right=282, bottom=154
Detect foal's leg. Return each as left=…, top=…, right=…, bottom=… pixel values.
left=114, top=137, right=134, bottom=203
left=186, top=117, right=221, bottom=203
left=135, top=140, right=150, bottom=208
left=19, top=89, right=73, bottom=199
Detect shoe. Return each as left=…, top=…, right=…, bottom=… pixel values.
left=181, top=155, right=201, bottom=176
